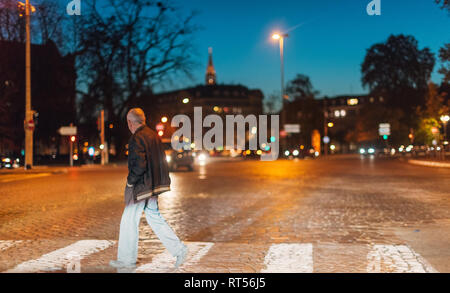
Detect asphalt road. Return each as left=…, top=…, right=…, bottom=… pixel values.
left=0, top=156, right=449, bottom=273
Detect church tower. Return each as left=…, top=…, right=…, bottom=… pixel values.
left=205, top=47, right=217, bottom=85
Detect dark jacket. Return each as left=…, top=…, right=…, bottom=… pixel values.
left=127, top=124, right=171, bottom=203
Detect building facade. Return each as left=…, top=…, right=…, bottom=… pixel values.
left=145, top=48, right=264, bottom=151
left=282, top=94, right=386, bottom=154
left=0, top=40, right=76, bottom=157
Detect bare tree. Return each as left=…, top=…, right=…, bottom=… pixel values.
left=0, top=0, right=26, bottom=42
left=76, top=0, right=199, bottom=155
left=435, top=0, right=450, bottom=12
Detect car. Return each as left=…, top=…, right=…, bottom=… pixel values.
left=162, top=139, right=194, bottom=171
left=359, top=142, right=393, bottom=157
left=283, top=147, right=317, bottom=159
left=1, top=155, right=22, bottom=169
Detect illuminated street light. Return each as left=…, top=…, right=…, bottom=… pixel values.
left=327, top=122, right=334, bottom=128
left=441, top=115, right=449, bottom=153
left=161, top=116, right=168, bottom=123
left=182, top=98, right=190, bottom=104
left=272, top=31, right=289, bottom=151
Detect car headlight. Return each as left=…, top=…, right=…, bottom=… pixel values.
left=368, top=148, right=375, bottom=154
left=166, top=155, right=171, bottom=163
left=198, top=154, right=206, bottom=161
left=359, top=148, right=366, bottom=154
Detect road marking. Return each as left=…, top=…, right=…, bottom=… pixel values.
left=4, top=240, right=115, bottom=273
left=0, top=173, right=51, bottom=183
left=0, top=241, right=440, bottom=273
left=366, top=244, right=438, bottom=273
left=0, top=240, right=22, bottom=251
left=136, top=242, right=214, bottom=273
left=261, top=243, right=313, bottom=273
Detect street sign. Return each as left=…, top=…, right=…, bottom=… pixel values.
left=156, top=123, right=165, bottom=131
left=284, top=124, right=300, bottom=133
left=58, top=126, right=77, bottom=136
left=378, top=123, right=390, bottom=136
left=25, top=119, right=35, bottom=131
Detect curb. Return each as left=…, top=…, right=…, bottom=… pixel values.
left=407, top=159, right=450, bottom=168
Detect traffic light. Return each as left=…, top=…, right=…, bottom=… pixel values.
left=158, top=130, right=164, bottom=137
left=383, top=135, right=388, bottom=140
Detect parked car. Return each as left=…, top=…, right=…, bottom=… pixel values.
left=1, top=154, right=22, bottom=169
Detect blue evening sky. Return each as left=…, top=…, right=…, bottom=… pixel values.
left=160, top=0, right=450, bottom=99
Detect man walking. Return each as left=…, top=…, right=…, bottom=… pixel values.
left=110, top=108, right=188, bottom=270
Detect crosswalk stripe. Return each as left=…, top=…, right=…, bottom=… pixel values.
left=261, top=243, right=313, bottom=273
left=0, top=240, right=439, bottom=273
left=4, top=240, right=115, bottom=273
left=366, top=244, right=438, bottom=273
left=0, top=240, right=22, bottom=251
left=136, top=242, right=214, bottom=273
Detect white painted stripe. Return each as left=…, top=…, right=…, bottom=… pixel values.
left=136, top=242, right=214, bottom=273
left=4, top=240, right=115, bottom=273
left=0, top=240, right=22, bottom=251
left=261, top=243, right=313, bottom=273
left=366, top=244, right=438, bottom=273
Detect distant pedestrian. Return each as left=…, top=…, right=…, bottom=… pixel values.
left=110, top=108, right=188, bottom=270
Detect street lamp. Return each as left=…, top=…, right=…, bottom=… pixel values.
left=271, top=32, right=289, bottom=102
left=21, top=0, right=35, bottom=169
left=272, top=32, right=289, bottom=149
left=441, top=114, right=449, bottom=143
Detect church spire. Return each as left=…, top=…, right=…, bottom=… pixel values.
left=205, top=47, right=216, bottom=85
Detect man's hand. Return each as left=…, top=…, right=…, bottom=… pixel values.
left=126, top=182, right=133, bottom=188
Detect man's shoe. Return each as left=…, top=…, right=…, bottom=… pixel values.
left=109, top=260, right=136, bottom=269
left=175, top=245, right=188, bottom=269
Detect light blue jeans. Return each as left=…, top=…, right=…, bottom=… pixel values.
left=117, top=191, right=184, bottom=265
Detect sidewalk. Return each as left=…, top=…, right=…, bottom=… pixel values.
left=406, top=159, right=450, bottom=168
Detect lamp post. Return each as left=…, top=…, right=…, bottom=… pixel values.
left=24, top=0, right=33, bottom=169
left=441, top=115, right=449, bottom=160
left=272, top=32, right=289, bottom=150
left=441, top=115, right=449, bottom=141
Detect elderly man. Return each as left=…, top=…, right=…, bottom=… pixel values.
left=110, top=108, right=188, bottom=270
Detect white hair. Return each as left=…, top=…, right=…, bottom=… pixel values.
left=127, top=108, right=146, bottom=125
